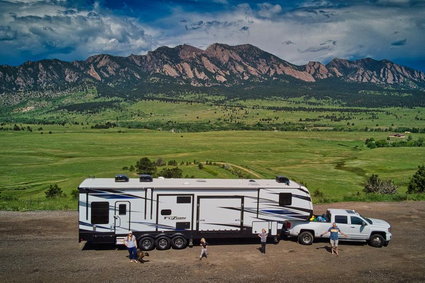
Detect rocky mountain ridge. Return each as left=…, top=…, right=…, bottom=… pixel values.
left=1, top=43, right=424, bottom=94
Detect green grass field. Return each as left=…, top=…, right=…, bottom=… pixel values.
left=1, top=128, right=424, bottom=210
left=4, top=91, right=425, bottom=132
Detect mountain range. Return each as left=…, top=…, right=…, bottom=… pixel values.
left=1, top=43, right=425, bottom=106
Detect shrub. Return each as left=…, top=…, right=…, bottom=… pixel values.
left=136, top=157, right=156, bottom=175
left=45, top=184, right=65, bottom=198
left=71, top=189, right=79, bottom=199
left=407, top=165, right=425, bottom=193
left=364, top=174, right=397, bottom=194
left=158, top=167, right=183, bottom=178
left=312, top=189, right=324, bottom=198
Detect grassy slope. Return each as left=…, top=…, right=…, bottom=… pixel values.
left=1, top=129, right=424, bottom=210
left=4, top=93, right=425, bottom=130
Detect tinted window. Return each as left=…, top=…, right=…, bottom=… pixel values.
left=161, top=209, right=172, bottom=215
left=334, top=215, right=348, bottom=224
left=176, top=222, right=190, bottom=230
left=279, top=193, right=292, bottom=206
left=119, top=204, right=126, bottom=215
left=177, top=196, right=191, bottom=203
left=91, top=202, right=109, bottom=224
left=351, top=216, right=364, bottom=225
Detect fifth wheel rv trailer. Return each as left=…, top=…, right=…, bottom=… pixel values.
left=78, top=175, right=313, bottom=250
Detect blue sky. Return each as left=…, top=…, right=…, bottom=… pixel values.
left=0, top=0, right=424, bottom=71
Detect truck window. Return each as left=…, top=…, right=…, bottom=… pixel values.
left=279, top=193, right=292, bottom=206
left=91, top=202, right=109, bottom=224
left=351, top=216, right=364, bottom=225
left=161, top=209, right=172, bottom=216
left=334, top=215, right=348, bottom=224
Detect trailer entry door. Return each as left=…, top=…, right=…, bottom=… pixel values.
left=197, top=196, right=243, bottom=231
left=114, top=201, right=131, bottom=234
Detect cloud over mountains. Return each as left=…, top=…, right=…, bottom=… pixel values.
left=0, top=0, right=424, bottom=71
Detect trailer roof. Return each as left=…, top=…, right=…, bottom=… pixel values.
left=79, top=177, right=302, bottom=190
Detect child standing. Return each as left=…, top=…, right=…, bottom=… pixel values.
left=258, top=228, right=268, bottom=254
left=199, top=238, right=208, bottom=260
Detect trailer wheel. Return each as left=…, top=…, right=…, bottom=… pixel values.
left=171, top=235, right=188, bottom=249
left=139, top=237, right=155, bottom=251
left=298, top=231, right=314, bottom=245
left=155, top=236, right=171, bottom=250
left=369, top=234, right=385, bottom=248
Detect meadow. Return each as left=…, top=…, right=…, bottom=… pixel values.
left=1, top=128, right=424, bottom=210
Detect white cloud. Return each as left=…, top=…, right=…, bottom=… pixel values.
left=257, top=3, right=282, bottom=18
left=155, top=2, right=425, bottom=67
left=0, top=0, right=156, bottom=63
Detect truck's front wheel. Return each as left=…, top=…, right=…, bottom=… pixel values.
left=369, top=234, right=385, bottom=248
left=298, top=231, right=314, bottom=245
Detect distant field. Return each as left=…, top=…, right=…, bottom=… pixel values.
left=2, top=91, right=425, bottom=132
left=0, top=129, right=424, bottom=210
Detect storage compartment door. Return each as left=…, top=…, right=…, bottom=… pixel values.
left=198, top=197, right=243, bottom=231
left=157, top=195, right=193, bottom=231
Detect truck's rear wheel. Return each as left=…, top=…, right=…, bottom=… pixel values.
left=171, top=235, right=187, bottom=249
left=155, top=236, right=171, bottom=250
left=139, top=237, right=155, bottom=251
left=298, top=231, right=314, bottom=245
left=369, top=234, right=385, bottom=248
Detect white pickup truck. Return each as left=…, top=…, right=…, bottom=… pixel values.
left=283, top=208, right=392, bottom=247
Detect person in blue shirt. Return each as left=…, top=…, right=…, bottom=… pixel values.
left=320, top=223, right=348, bottom=256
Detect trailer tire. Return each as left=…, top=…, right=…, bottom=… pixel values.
left=369, top=234, right=385, bottom=248
left=139, top=237, right=155, bottom=251
left=155, top=236, right=171, bottom=250
left=298, top=231, right=314, bottom=245
left=171, top=235, right=188, bottom=249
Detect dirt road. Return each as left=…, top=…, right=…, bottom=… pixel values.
left=1, top=202, right=425, bottom=282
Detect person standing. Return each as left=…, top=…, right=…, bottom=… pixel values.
left=124, top=231, right=138, bottom=263
left=320, top=223, right=348, bottom=256
left=258, top=228, right=268, bottom=254
left=199, top=238, right=208, bottom=260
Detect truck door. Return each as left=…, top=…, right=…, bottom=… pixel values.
left=197, top=196, right=243, bottom=231
left=347, top=216, right=370, bottom=240
left=114, top=201, right=131, bottom=234
left=157, top=195, right=193, bottom=231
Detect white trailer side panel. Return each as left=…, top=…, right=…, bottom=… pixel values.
left=198, top=197, right=243, bottom=231
left=157, top=194, right=193, bottom=231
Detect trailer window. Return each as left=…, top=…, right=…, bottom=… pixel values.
left=161, top=209, right=172, bottom=216
left=176, top=222, right=190, bottom=230
left=279, top=193, right=292, bottom=206
left=91, top=202, right=109, bottom=224
left=334, top=215, right=348, bottom=224
left=177, top=196, right=191, bottom=203
left=118, top=204, right=126, bottom=215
